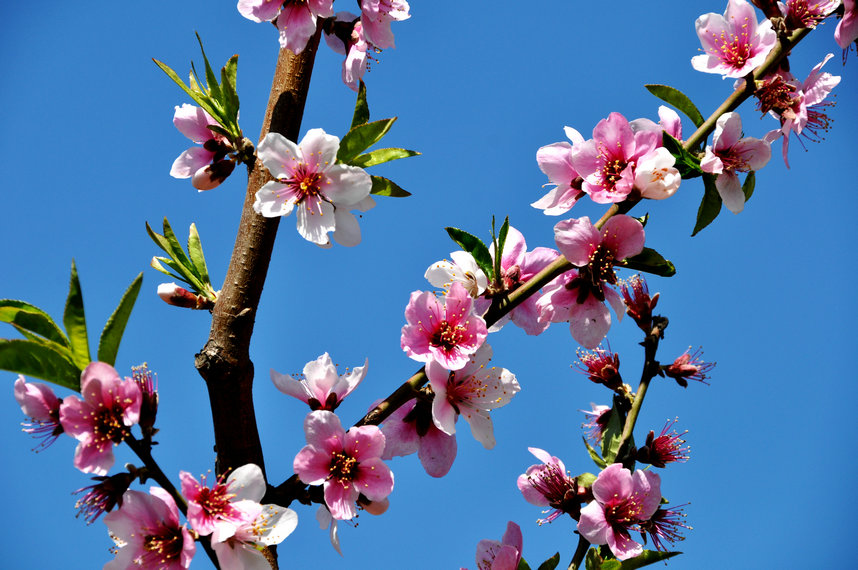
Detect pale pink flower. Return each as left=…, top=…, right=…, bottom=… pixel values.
left=324, top=13, right=370, bottom=91
left=700, top=112, right=771, bottom=213
left=691, top=0, right=777, bottom=78
left=517, top=447, right=581, bottom=525
left=180, top=463, right=267, bottom=538
left=581, top=403, right=612, bottom=443
left=425, top=343, right=519, bottom=450
left=836, top=0, right=858, bottom=48
left=293, top=410, right=394, bottom=520
left=758, top=55, right=840, bottom=168
left=540, top=215, right=645, bottom=349
left=316, top=506, right=343, bottom=555
left=633, top=147, right=681, bottom=200
left=473, top=521, right=523, bottom=570
left=103, top=488, right=196, bottom=570
left=629, top=106, right=683, bottom=142
left=360, top=0, right=411, bottom=49
left=532, top=127, right=585, bottom=215
left=211, top=502, right=298, bottom=569
left=380, top=397, right=457, bottom=478
left=425, top=250, right=488, bottom=298
left=270, top=353, right=367, bottom=411
left=782, top=0, right=841, bottom=30
left=570, top=112, right=662, bottom=204
left=59, top=362, right=141, bottom=475
left=169, top=104, right=235, bottom=191
left=237, top=0, right=284, bottom=23
left=577, top=463, right=662, bottom=561
left=401, top=281, right=488, bottom=370
left=253, top=129, right=373, bottom=247
left=14, top=375, right=64, bottom=451
left=238, top=0, right=334, bottom=53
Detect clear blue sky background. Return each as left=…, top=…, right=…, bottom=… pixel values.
left=1, top=2, right=855, bottom=569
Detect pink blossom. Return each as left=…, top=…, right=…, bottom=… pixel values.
left=236, top=0, right=285, bottom=23
left=293, top=410, right=393, bottom=520
left=180, top=463, right=267, bottom=537
left=130, top=364, right=158, bottom=436
left=575, top=344, right=622, bottom=391
left=473, top=521, right=523, bottom=570
left=238, top=0, right=334, bottom=54
left=253, top=129, right=373, bottom=247
left=103, top=488, right=196, bottom=569
left=758, top=55, right=840, bottom=168
left=636, top=419, right=690, bottom=468
left=211, top=502, right=298, bottom=569
left=425, top=250, right=488, bottom=298
left=619, top=274, right=659, bottom=333
left=380, top=397, right=457, bottom=478
left=629, top=106, right=683, bottom=142
left=700, top=111, right=771, bottom=213
left=577, top=463, right=662, bottom=561
left=691, top=0, right=777, bottom=78
left=540, top=215, right=645, bottom=349
left=74, top=472, right=133, bottom=524
left=59, top=362, right=142, bottom=475
left=360, top=0, right=411, bottom=50
left=425, top=343, right=519, bottom=450
left=401, top=281, right=488, bottom=370
left=836, top=0, right=858, bottom=48
left=782, top=0, right=841, bottom=30
left=270, top=352, right=367, bottom=411
left=517, top=447, right=582, bottom=525
left=638, top=505, right=692, bottom=552
left=570, top=113, right=662, bottom=204
left=664, top=347, right=715, bottom=387
left=581, top=403, right=612, bottom=443
left=324, top=13, right=370, bottom=91
left=169, top=104, right=235, bottom=191
left=532, top=127, right=585, bottom=215
left=14, top=375, right=64, bottom=451
left=316, top=506, right=343, bottom=555
left=157, top=282, right=214, bottom=310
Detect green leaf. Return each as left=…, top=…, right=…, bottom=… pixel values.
left=150, top=257, right=190, bottom=285
left=186, top=224, right=211, bottom=288
left=537, top=553, right=561, bottom=570
left=743, top=170, right=755, bottom=202
left=0, top=300, right=69, bottom=347
left=97, top=273, right=143, bottom=366
left=621, top=247, right=676, bottom=277
left=63, top=261, right=90, bottom=370
left=445, top=227, right=495, bottom=281
left=575, top=472, right=597, bottom=489
left=662, top=133, right=703, bottom=179
left=220, top=54, right=240, bottom=125
left=10, top=324, right=76, bottom=362
left=617, top=550, right=681, bottom=569
left=337, top=118, right=397, bottom=164
left=370, top=175, right=411, bottom=197
left=601, top=561, right=622, bottom=570
left=517, top=558, right=532, bottom=570
left=152, top=58, right=221, bottom=122
left=583, top=436, right=607, bottom=469
left=351, top=80, right=370, bottom=129
left=0, top=339, right=81, bottom=391
left=644, top=84, right=704, bottom=128
left=497, top=216, right=510, bottom=267
left=691, top=174, right=723, bottom=236
left=348, top=148, right=420, bottom=168
left=196, top=32, right=222, bottom=103
left=600, top=402, right=625, bottom=464
left=585, top=547, right=602, bottom=570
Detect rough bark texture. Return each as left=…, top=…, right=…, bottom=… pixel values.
left=195, top=29, right=322, bottom=477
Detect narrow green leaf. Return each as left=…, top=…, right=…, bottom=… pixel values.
left=662, top=133, right=703, bottom=179
left=600, top=402, right=624, bottom=463
left=158, top=258, right=205, bottom=292
left=618, top=550, right=680, bottom=569
left=207, top=124, right=232, bottom=139
left=691, top=174, right=723, bottom=236
left=348, top=148, right=420, bottom=168
left=445, top=227, right=494, bottom=280
left=0, top=339, right=81, bottom=391
left=351, top=80, right=370, bottom=129
left=583, top=437, right=607, bottom=469
left=150, top=257, right=190, bottom=284
left=621, top=247, right=676, bottom=277
left=153, top=59, right=220, bottom=121
left=370, top=175, right=411, bottom=197
left=517, top=558, right=532, bottom=570
left=497, top=216, right=510, bottom=266
left=742, top=171, right=755, bottom=202
left=187, top=224, right=210, bottom=286
left=220, top=54, right=240, bottom=126
left=11, top=325, right=76, bottom=362
left=584, top=548, right=602, bottom=570
left=63, top=261, right=90, bottom=370
left=0, top=300, right=69, bottom=346
left=196, top=32, right=222, bottom=102
left=161, top=218, right=194, bottom=270
left=644, top=84, right=704, bottom=128
left=337, top=118, right=397, bottom=164
left=537, top=553, right=560, bottom=570
left=97, top=273, right=143, bottom=366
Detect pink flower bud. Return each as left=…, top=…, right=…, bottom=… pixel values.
left=157, top=283, right=214, bottom=310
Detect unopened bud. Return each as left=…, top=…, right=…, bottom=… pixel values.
left=362, top=497, right=389, bottom=516
left=192, top=159, right=236, bottom=191
left=157, top=283, right=214, bottom=310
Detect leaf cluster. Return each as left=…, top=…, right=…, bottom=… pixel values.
left=147, top=218, right=217, bottom=303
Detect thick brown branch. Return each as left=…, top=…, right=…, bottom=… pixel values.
left=195, top=28, right=322, bottom=476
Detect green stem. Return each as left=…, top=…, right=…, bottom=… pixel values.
left=568, top=535, right=590, bottom=570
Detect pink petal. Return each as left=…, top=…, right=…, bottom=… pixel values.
left=591, top=463, right=632, bottom=504
left=417, top=426, right=457, bottom=478
left=553, top=217, right=600, bottom=267
left=600, top=215, right=645, bottom=261
left=354, top=457, right=394, bottom=501
left=715, top=171, right=744, bottom=214
left=324, top=481, right=359, bottom=520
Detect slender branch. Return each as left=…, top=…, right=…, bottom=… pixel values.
left=568, top=535, right=591, bottom=570
left=194, top=27, right=323, bottom=478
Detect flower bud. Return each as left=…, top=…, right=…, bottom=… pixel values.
left=157, top=282, right=214, bottom=310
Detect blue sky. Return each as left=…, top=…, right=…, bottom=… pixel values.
left=1, top=2, right=856, bottom=569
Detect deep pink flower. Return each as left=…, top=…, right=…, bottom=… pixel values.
left=664, top=347, right=715, bottom=387
left=836, top=0, right=858, bottom=48
left=575, top=345, right=623, bottom=391
left=270, top=352, right=367, bottom=411
left=401, top=281, right=488, bottom=370
left=532, top=127, right=586, bottom=215
left=59, top=362, right=142, bottom=475
left=570, top=113, right=662, bottom=204
left=540, top=215, right=645, bottom=349
left=636, top=419, right=690, bottom=468
left=14, top=375, right=64, bottom=451
left=759, top=55, right=840, bottom=168
left=691, top=0, right=777, bottom=78
left=517, top=448, right=582, bottom=525
left=293, top=410, right=393, bottom=520
left=74, top=472, right=134, bottom=525
left=180, top=463, right=267, bottom=537
left=700, top=112, right=771, bottom=213
left=324, top=13, right=370, bottom=91
left=360, top=0, right=411, bottom=50
left=620, top=274, right=659, bottom=333
left=782, top=0, right=841, bottom=30
left=103, top=488, right=196, bottom=570
left=169, top=104, right=235, bottom=191
left=581, top=403, right=612, bottom=443
left=253, top=128, right=373, bottom=247
left=380, top=397, right=457, bottom=478
left=425, top=343, right=519, bottom=450
left=130, top=364, right=158, bottom=436
left=638, top=505, right=692, bottom=552
left=577, top=464, right=662, bottom=561
left=473, top=521, right=522, bottom=570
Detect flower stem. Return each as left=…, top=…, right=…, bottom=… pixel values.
left=568, top=535, right=591, bottom=570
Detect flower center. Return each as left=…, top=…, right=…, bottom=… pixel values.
left=142, top=525, right=184, bottom=565
left=710, top=20, right=752, bottom=68
left=430, top=321, right=467, bottom=352
left=330, top=451, right=359, bottom=484
left=755, top=75, right=800, bottom=116
left=604, top=493, right=647, bottom=528
left=596, top=142, right=629, bottom=193
left=284, top=163, right=323, bottom=202
left=91, top=405, right=131, bottom=445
